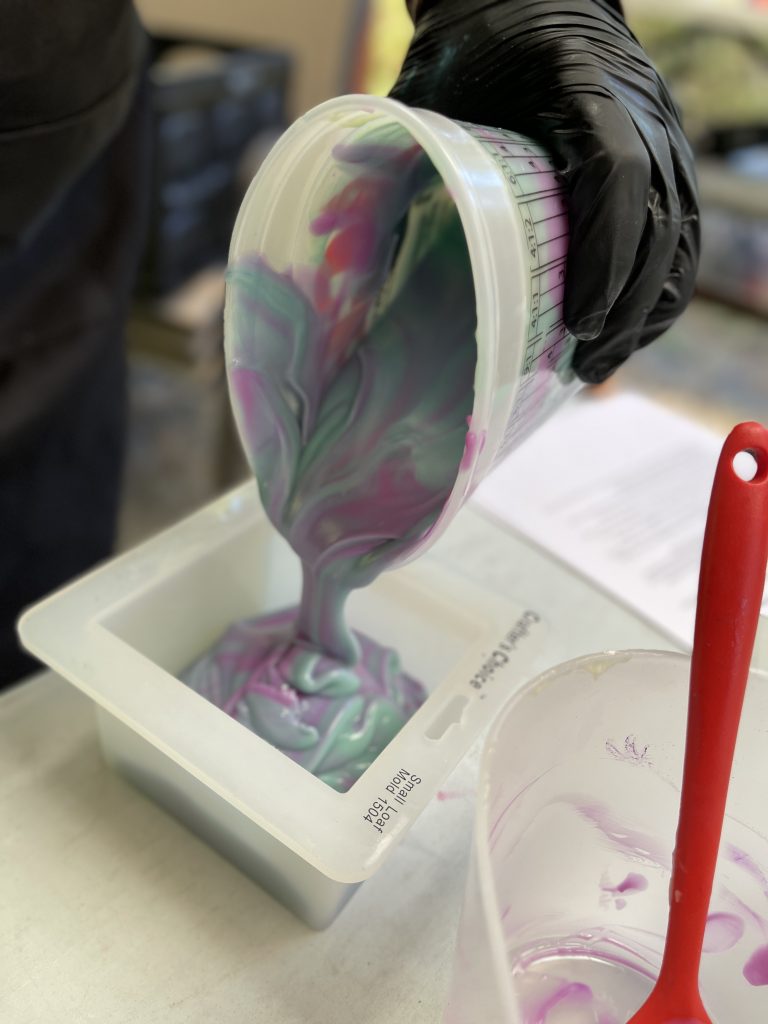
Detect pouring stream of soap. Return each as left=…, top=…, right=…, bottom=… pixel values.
left=627, top=421, right=768, bottom=1024
left=182, top=145, right=478, bottom=792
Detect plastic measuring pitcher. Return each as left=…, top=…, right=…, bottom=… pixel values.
left=225, top=94, right=582, bottom=564
left=446, top=650, right=768, bottom=1024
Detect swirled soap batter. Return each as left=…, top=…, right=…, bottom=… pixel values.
left=182, top=137, right=477, bottom=791
left=183, top=610, right=427, bottom=793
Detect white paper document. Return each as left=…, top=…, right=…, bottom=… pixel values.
left=472, top=391, right=766, bottom=649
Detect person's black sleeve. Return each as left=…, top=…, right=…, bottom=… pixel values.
left=0, top=1, right=146, bottom=258
left=393, top=0, right=700, bottom=384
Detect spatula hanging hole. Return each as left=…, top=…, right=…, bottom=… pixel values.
left=733, top=449, right=759, bottom=482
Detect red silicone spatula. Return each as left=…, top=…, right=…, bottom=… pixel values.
left=627, top=421, right=768, bottom=1024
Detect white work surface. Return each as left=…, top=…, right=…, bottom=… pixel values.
left=2, top=505, right=675, bottom=1024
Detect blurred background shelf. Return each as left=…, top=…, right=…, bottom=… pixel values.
left=613, top=297, right=768, bottom=434
left=120, top=267, right=247, bottom=548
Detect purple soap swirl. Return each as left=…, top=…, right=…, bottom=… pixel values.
left=183, top=128, right=477, bottom=790
left=184, top=609, right=426, bottom=793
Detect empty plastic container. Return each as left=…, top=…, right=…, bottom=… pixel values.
left=446, top=650, right=768, bottom=1023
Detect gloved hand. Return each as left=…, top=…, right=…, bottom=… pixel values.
left=391, top=0, right=700, bottom=383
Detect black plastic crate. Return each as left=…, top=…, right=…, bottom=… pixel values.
left=140, top=37, right=291, bottom=297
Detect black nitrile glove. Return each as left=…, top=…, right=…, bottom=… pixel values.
left=391, top=0, right=700, bottom=384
